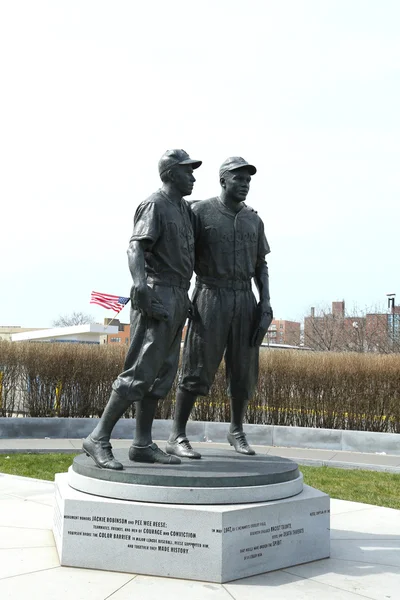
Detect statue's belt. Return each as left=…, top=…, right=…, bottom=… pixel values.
left=196, top=277, right=252, bottom=291
left=146, top=275, right=191, bottom=291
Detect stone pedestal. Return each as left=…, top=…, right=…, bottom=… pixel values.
left=53, top=449, right=330, bottom=583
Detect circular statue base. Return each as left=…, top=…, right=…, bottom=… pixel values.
left=69, top=448, right=303, bottom=504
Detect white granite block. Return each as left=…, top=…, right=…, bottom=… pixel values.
left=54, top=474, right=330, bottom=583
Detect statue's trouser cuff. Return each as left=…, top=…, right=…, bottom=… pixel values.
left=179, top=286, right=259, bottom=399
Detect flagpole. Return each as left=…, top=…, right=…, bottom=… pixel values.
left=103, top=299, right=131, bottom=330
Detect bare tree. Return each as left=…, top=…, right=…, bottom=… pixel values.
left=304, top=306, right=363, bottom=352
left=304, top=302, right=400, bottom=353
left=52, top=312, right=95, bottom=327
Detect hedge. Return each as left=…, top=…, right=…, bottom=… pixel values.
left=0, top=341, right=399, bottom=432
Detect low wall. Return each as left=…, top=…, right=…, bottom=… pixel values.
left=0, top=418, right=398, bottom=455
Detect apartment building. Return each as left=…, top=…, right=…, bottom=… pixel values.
left=104, top=318, right=131, bottom=346
left=266, top=319, right=301, bottom=346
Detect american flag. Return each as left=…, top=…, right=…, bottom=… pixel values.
left=90, top=291, right=130, bottom=313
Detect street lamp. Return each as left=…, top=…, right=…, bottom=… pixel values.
left=386, top=293, right=396, bottom=346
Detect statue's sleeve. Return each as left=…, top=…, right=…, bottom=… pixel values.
left=129, top=202, right=160, bottom=249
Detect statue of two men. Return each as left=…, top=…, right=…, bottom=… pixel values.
left=83, top=150, right=272, bottom=469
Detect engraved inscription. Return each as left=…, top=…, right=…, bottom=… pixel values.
left=64, top=513, right=209, bottom=556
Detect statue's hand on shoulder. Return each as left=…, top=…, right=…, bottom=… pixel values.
left=250, top=303, right=273, bottom=347
left=132, top=285, right=169, bottom=322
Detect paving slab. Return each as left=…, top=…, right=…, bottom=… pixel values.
left=0, top=546, right=59, bottom=579
left=110, top=576, right=233, bottom=600
left=264, top=446, right=338, bottom=460
left=285, top=557, right=400, bottom=600
left=330, top=498, right=378, bottom=514
left=331, top=539, right=400, bottom=567
left=224, top=569, right=368, bottom=600
left=0, top=566, right=134, bottom=600
left=0, top=474, right=54, bottom=498
left=331, top=506, right=400, bottom=539
left=328, top=451, right=400, bottom=467
left=0, top=438, right=77, bottom=452
left=0, top=526, right=54, bottom=549
left=26, top=492, right=54, bottom=507
left=0, top=497, right=53, bottom=529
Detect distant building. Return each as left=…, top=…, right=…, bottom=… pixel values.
left=304, top=301, right=365, bottom=351
left=0, top=326, right=48, bottom=342
left=104, top=318, right=131, bottom=346
left=365, top=306, right=400, bottom=351
left=304, top=299, right=400, bottom=352
left=11, top=324, right=118, bottom=344
left=332, top=301, right=345, bottom=318
left=265, top=319, right=301, bottom=346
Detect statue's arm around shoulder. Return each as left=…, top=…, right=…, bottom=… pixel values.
left=186, top=199, right=202, bottom=241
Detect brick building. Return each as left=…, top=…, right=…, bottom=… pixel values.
left=365, top=306, right=400, bottom=351
left=266, top=319, right=301, bottom=346
left=104, top=318, right=131, bottom=346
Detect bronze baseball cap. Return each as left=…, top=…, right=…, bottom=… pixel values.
left=158, top=149, right=202, bottom=176
left=219, top=156, right=257, bottom=178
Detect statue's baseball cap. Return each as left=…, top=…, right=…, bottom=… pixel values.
left=158, top=149, right=202, bottom=176
left=219, top=157, right=257, bottom=178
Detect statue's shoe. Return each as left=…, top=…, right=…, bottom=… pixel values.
left=82, top=436, right=123, bottom=470
left=227, top=431, right=256, bottom=456
left=129, top=442, right=181, bottom=464
left=165, top=437, right=201, bottom=459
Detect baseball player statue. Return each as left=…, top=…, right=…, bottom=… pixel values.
left=83, top=149, right=202, bottom=469
left=166, top=157, right=273, bottom=459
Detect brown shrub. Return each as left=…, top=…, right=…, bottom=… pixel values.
left=0, top=341, right=399, bottom=432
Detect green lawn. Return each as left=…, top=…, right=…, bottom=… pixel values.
left=300, top=465, right=400, bottom=510
left=0, top=453, right=399, bottom=510
left=0, top=453, right=78, bottom=483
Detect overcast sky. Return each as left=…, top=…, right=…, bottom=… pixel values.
left=1, top=1, right=399, bottom=327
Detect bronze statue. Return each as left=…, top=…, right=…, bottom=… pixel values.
left=83, top=149, right=202, bottom=469
left=166, top=157, right=273, bottom=459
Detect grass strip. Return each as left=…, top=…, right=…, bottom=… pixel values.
left=0, top=454, right=399, bottom=510
left=300, top=465, right=400, bottom=510
left=0, top=453, right=78, bottom=482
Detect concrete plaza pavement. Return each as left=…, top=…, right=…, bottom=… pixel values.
left=0, top=439, right=400, bottom=597
left=0, top=466, right=400, bottom=600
